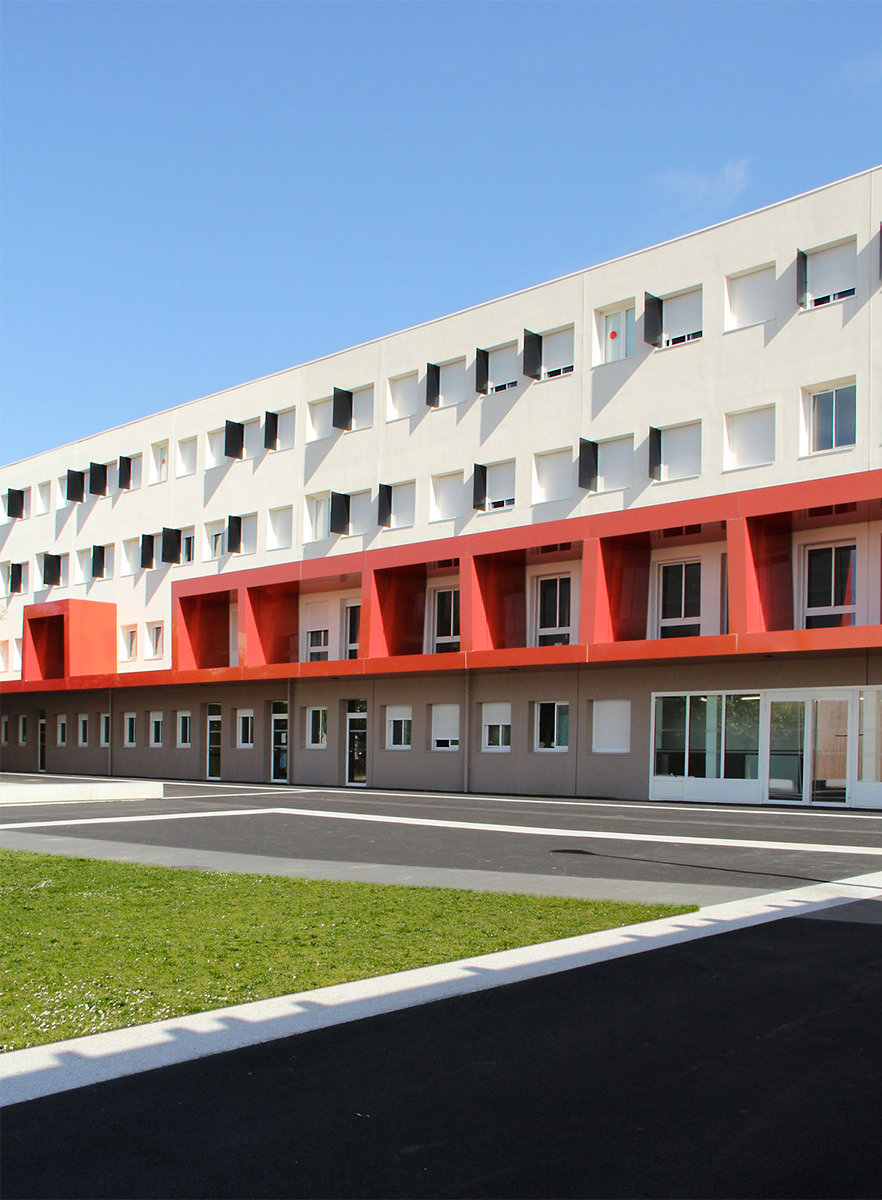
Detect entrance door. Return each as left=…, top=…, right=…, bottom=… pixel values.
left=765, top=694, right=850, bottom=804
left=271, top=712, right=288, bottom=782
left=37, top=718, right=46, bottom=772
left=345, top=699, right=367, bottom=786
left=206, top=705, right=222, bottom=780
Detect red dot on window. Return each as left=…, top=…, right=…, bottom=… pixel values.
left=609, top=330, right=617, bottom=339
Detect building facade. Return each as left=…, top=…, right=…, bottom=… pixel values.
left=1, top=168, right=881, bottom=807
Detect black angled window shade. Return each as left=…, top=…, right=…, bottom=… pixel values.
left=579, top=439, right=598, bottom=491
left=475, top=349, right=489, bottom=395
left=161, top=527, right=182, bottom=564
left=330, top=492, right=351, bottom=535
left=649, top=427, right=662, bottom=481
left=225, top=420, right=245, bottom=459
left=264, top=411, right=279, bottom=449
left=426, top=363, right=441, bottom=407
left=43, top=553, right=61, bottom=586
left=332, top=388, right=353, bottom=430
left=796, top=250, right=807, bottom=308
left=67, top=470, right=85, bottom=503
left=6, top=489, right=24, bottom=519
left=473, top=463, right=488, bottom=510
left=89, top=462, right=107, bottom=496
left=643, top=293, right=663, bottom=348
left=227, top=515, right=242, bottom=553
left=523, top=330, right=542, bottom=380
left=378, top=484, right=392, bottom=528
left=91, top=545, right=105, bottom=579
left=140, top=534, right=155, bottom=569
left=117, top=456, right=132, bottom=490
left=10, top=562, right=23, bottom=593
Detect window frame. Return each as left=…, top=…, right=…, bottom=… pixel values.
left=482, top=702, right=512, bottom=752
left=801, top=541, right=857, bottom=629
left=531, top=571, right=575, bottom=647
left=804, top=382, right=856, bottom=456
left=535, top=701, right=570, bottom=752
left=306, top=707, right=328, bottom=749
left=431, top=704, right=460, bottom=751
left=177, top=711, right=191, bottom=748
left=237, top=709, right=255, bottom=749
left=124, top=713, right=137, bottom=747
left=386, top=705, right=413, bottom=750
left=56, top=714, right=67, bottom=747
left=657, top=559, right=702, bottom=638
left=77, top=713, right=89, bottom=747
left=426, top=585, right=461, bottom=654
left=150, top=711, right=164, bottom=748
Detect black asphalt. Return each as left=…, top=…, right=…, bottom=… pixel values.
left=3, top=785, right=882, bottom=893
left=3, top=903, right=881, bottom=1199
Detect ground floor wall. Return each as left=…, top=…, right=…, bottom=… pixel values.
left=2, top=653, right=881, bottom=807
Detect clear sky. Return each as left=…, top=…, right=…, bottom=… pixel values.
left=2, top=0, right=880, bottom=465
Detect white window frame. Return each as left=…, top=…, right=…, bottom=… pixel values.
left=307, top=628, right=329, bottom=662
left=484, top=460, right=515, bottom=511
left=386, top=705, right=413, bottom=750
left=798, top=537, right=863, bottom=630
left=150, top=711, right=164, bottom=748
left=343, top=601, right=361, bottom=660
left=100, top=713, right=111, bottom=747
left=431, top=704, right=460, bottom=751
left=487, top=342, right=518, bottom=392
left=425, top=584, right=461, bottom=654
left=529, top=569, right=576, bottom=647
left=307, top=493, right=331, bottom=542
left=177, top=711, right=191, bottom=748
left=181, top=529, right=196, bottom=564
left=539, top=326, right=575, bottom=379
left=237, top=709, right=255, bottom=748
left=804, top=239, right=857, bottom=308
left=77, top=713, right=89, bottom=747
left=306, top=707, right=328, bottom=749
left=482, top=702, right=511, bottom=752
left=18, top=715, right=27, bottom=745
left=124, top=713, right=137, bottom=747
left=122, top=626, right=138, bottom=661
left=596, top=303, right=636, bottom=364
left=150, top=441, right=169, bottom=485
left=661, top=287, right=702, bottom=347
left=147, top=623, right=164, bottom=659
left=535, top=701, right=570, bottom=752
left=802, top=381, right=856, bottom=456
left=656, top=559, right=702, bottom=638
left=56, top=714, right=67, bottom=746
left=387, top=371, right=420, bottom=422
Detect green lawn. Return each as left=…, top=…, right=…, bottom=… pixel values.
left=1, top=848, right=694, bottom=1051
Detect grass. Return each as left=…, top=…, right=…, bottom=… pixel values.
left=0, top=848, right=695, bottom=1051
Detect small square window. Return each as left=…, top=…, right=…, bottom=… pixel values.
left=804, top=240, right=856, bottom=308
left=806, top=384, right=856, bottom=454
left=267, top=506, right=293, bottom=551
left=725, top=407, right=775, bottom=470
left=533, top=450, right=571, bottom=505
left=386, top=705, right=412, bottom=749
left=662, top=288, right=702, bottom=347
left=725, top=265, right=775, bottom=331
left=430, top=472, right=464, bottom=522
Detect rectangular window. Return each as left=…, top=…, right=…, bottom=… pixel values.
left=596, top=436, right=634, bottom=492
left=180, top=529, right=195, bottom=564
left=100, top=713, right=111, bottom=746
left=536, top=702, right=569, bottom=751
left=430, top=472, right=464, bottom=522
left=658, top=561, right=701, bottom=637
left=536, top=576, right=572, bottom=646
left=432, top=704, right=460, bottom=750
left=237, top=709, right=254, bottom=748
left=858, top=691, right=882, bottom=783
left=592, top=699, right=631, bottom=754
left=206, top=429, right=226, bottom=469
left=350, top=386, right=373, bottom=431
left=725, top=264, right=775, bottom=331
left=657, top=422, right=701, bottom=482
left=56, top=715, right=67, bottom=746
left=267, top=506, right=293, bottom=550
left=150, top=441, right=169, bottom=484
left=600, top=305, right=635, bottom=363
left=431, top=588, right=460, bottom=653
left=204, top=522, right=225, bottom=560
left=0, top=715, right=7, bottom=745
left=533, top=450, right=571, bottom=505
left=18, top=715, right=27, bottom=745
left=344, top=603, right=360, bottom=659
left=122, top=626, right=138, bottom=660
left=805, top=240, right=856, bottom=307
left=804, top=544, right=856, bottom=628
left=654, top=693, right=759, bottom=780
left=307, top=493, right=330, bottom=542
left=482, top=702, right=511, bottom=751
left=307, top=398, right=333, bottom=441
left=307, top=707, right=328, bottom=748
left=0, top=641, right=7, bottom=672
left=438, top=358, right=467, bottom=407
left=388, top=372, right=420, bottom=421
left=389, top=481, right=416, bottom=528
left=807, top=384, right=856, bottom=453
left=176, top=437, right=197, bottom=477
left=242, top=418, right=262, bottom=459
left=150, top=712, right=164, bottom=747
left=122, top=538, right=141, bottom=576
left=177, top=711, right=191, bottom=748
left=724, top=407, right=775, bottom=470
left=486, top=343, right=518, bottom=392
left=148, top=623, right=164, bottom=658
left=347, top=490, right=373, bottom=536
left=35, top=481, right=51, bottom=514
left=124, top=713, right=137, bottom=746
left=308, top=628, right=330, bottom=662
left=662, top=288, right=702, bottom=346
left=386, top=705, right=412, bottom=749
left=485, top=461, right=515, bottom=510
left=78, top=714, right=89, bottom=747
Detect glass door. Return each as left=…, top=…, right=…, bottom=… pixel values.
left=346, top=699, right=367, bottom=786
left=810, top=697, right=848, bottom=803
left=271, top=702, right=288, bottom=783
left=206, top=704, right=222, bottom=780
left=37, top=718, right=46, bottom=772
left=767, top=699, right=805, bottom=802
left=765, top=693, right=851, bottom=805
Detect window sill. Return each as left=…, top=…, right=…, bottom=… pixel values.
left=591, top=355, right=635, bottom=370
left=651, top=473, right=701, bottom=485
left=722, top=460, right=775, bottom=474
left=535, top=747, right=569, bottom=754
left=798, top=445, right=855, bottom=461
left=722, top=319, right=772, bottom=335
left=482, top=747, right=511, bottom=754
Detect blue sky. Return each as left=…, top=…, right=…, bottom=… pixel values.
left=3, top=0, right=881, bottom=464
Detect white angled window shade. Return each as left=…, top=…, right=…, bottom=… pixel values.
left=268, top=506, right=293, bottom=550
left=176, top=438, right=197, bottom=477
left=122, top=539, right=140, bottom=575
left=439, top=359, right=467, bottom=407
left=593, top=699, right=631, bottom=753
left=663, top=289, right=702, bottom=343
left=483, top=702, right=510, bottom=726
left=243, top=420, right=262, bottom=459
left=807, top=241, right=856, bottom=303
left=348, top=490, right=373, bottom=535
left=308, top=494, right=330, bottom=541
left=725, top=266, right=775, bottom=331
left=391, top=482, right=415, bottom=528
left=308, top=400, right=332, bottom=441
left=534, top=451, right=571, bottom=504
left=597, top=437, right=633, bottom=492
left=542, top=328, right=574, bottom=375
left=386, top=705, right=411, bottom=723
left=351, top=387, right=373, bottom=430
left=240, top=514, right=258, bottom=554
left=487, top=461, right=515, bottom=507
left=431, top=473, right=463, bottom=521
left=432, top=704, right=460, bottom=748
left=725, top=407, right=775, bottom=470
left=277, top=408, right=296, bottom=450
left=306, top=602, right=329, bottom=631
left=662, top=423, right=701, bottom=481
left=488, top=343, right=518, bottom=390
left=388, top=373, right=420, bottom=420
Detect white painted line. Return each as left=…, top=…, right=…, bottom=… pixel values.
left=2, top=805, right=882, bottom=856
left=2, top=869, right=880, bottom=1107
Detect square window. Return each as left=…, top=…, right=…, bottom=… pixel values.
left=592, top=700, right=631, bottom=754
left=533, top=450, right=571, bottom=505
left=539, top=326, right=575, bottom=378
left=432, top=704, right=460, bottom=750
left=535, top=701, right=569, bottom=751
left=657, top=422, right=701, bottom=482
left=307, top=707, right=328, bottom=748
left=150, top=712, right=164, bottom=747
left=237, top=709, right=254, bottom=747
left=725, top=265, right=775, bottom=331
left=482, top=702, right=511, bottom=751
left=725, top=407, right=775, bottom=470
left=806, top=384, right=856, bottom=453
left=177, top=711, right=191, bottom=747
left=599, top=305, right=635, bottom=363
left=658, top=561, right=701, bottom=637
left=386, top=705, right=412, bottom=749
left=388, top=372, right=420, bottom=421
